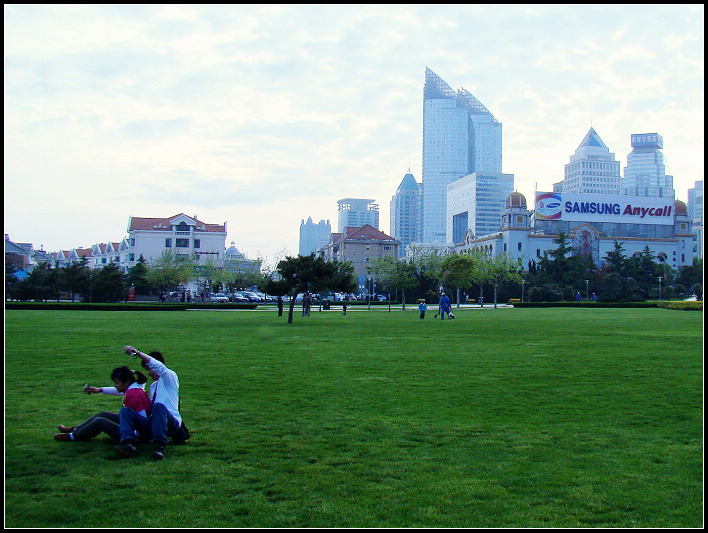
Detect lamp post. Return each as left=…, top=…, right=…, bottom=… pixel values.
left=585, top=279, right=589, bottom=301
left=658, top=277, right=662, bottom=302
left=521, top=280, right=526, bottom=303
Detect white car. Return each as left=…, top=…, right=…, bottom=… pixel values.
left=210, top=293, right=229, bottom=303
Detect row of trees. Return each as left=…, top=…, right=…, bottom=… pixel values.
left=525, top=233, right=703, bottom=302
left=5, top=250, right=265, bottom=303
left=372, top=247, right=523, bottom=309
left=7, top=237, right=702, bottom=313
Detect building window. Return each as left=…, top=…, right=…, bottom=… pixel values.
left=194, top=239, right=200, bottom=249
left=517, top=242, right=522, bottom=251
left=165, top=238, right=172, bottom=248
left=176, top=239, right=189, bottom=248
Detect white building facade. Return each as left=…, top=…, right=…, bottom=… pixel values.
left=457, top=192, right=694, bottom=271
left=555, top=128, right=622, bottom=195
left=124, top=213, right=227, bottom=270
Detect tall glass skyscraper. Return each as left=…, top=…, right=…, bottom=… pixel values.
left=390, top=170, right=422, bottom=257
left=622, top=133, right=674, bottom=198
left=422, top=68, right=502, bottom=244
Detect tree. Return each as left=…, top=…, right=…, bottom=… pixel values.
left=373, top=256, right=420, bottom=310
left=439, top=254, right=476, bottom=307
left=59, top=257, right=91, bottom=302
left=478, top=252, right=523, bottom=308
left=145, top=250, right=195, bottom=293
left=90, top=263, right=128, bottom=302
left=126, top=255, right=150, bottom=296
left=13, top=263, right=59, bottom=301
left=272, top=254, right=357, bottom=323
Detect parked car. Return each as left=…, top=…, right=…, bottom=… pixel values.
left=242, top=291, right=262, bottom=302
left=210, top=293, right=229, bottom=303
left=254, top=291, right=273, bottom=302
left=230, top=292, right=249, bottom=303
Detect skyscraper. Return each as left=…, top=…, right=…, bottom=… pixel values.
left=447, top=172, right=514, bottom=243
left=337, top=198, right=379, bottom=233
left=299, top=217, right=331, bottom=256
left=422, top=68, right=502, bottom=244
left=555, top=128, right=621, bottom=194
left=390, top=170, right=422, bottom=257
left=622, top=133, right=674, bottom=198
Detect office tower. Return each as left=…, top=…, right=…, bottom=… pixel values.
left=390, top=170, right=422, bottom=257
left=299, top=217, right=331, bottom=256
left=337, top=198, right=379, bottom=233
left=422, top=68, right=502, bottom=244
left=555, top=128, right=621, bottom=194
left=447, top=172, right=515, bottom=243
left=688, top=180, right=703, bottom=259
left=623, top=133, right=675, bottom=198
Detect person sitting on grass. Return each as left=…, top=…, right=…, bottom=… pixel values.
left=115, top=346, right=186, bottom=460
left=54, top=366, right=150, bottom=443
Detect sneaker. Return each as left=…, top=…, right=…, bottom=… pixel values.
left=151, top=444, right=166, bottom=460
left=57, top=425, right=76, bottom=433
left=114, top=442, right=139, bottom=458
left=54, top=433, right=72, bottom=441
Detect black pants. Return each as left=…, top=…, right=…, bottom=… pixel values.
left=72, top=411, right=120, bottom=441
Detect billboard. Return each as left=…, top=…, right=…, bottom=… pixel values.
left=535, top=192, right=674, bottom=226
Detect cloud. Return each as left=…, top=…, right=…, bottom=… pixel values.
left=4, top=5, right=704, bottom=260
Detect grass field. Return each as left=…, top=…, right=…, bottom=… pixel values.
left=4, top=306, right=703, bottom=527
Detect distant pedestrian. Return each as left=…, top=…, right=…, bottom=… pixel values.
left=277, top=296, right=283, bottom=316
left=342, top=296, right=349, bottom=315
left=439, top=293, right=451, bottom=319
left=418, top=300, right=427, bottom=319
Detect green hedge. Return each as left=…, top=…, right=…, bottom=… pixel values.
left=511, top=301, right=702, bottom=310
left=658, top=301, right=703, bottom=311
left=3, top=302, right=258, bottom=311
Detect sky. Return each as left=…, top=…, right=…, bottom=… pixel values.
left=4, top=5, right=704, bottom=267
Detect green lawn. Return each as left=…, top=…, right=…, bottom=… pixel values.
left=4, top=307, right=703, bottom=527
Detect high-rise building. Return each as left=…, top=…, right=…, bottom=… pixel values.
left=422, top=68, right=502, bottom=244
left=554, top=128, right=622, bottom=195
left=688, top=180, right=703, bottom=259
left=337, top=198, right=379, bottom=233
left=622, top=133, right=674, bottom=198
left=390, top=171, right=422, bottom=257
left=299, top=217, right=331, bottom=256
left=446, top=172, right=515, bottom=243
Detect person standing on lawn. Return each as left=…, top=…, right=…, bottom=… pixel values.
left=439, top=293, right=452, bottom=319
left=115, top=346, right=184, bottom=460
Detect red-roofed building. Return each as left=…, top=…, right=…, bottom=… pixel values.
left=319, top=224, right=399, bottom=284
left=125, top=213, right=227, bottom=270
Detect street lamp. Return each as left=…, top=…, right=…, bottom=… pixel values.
left=521, top=280, right=526, bottom=302
left=585, top=280, right=589, bottom=301
left=658, top=277, right=662, bottom=302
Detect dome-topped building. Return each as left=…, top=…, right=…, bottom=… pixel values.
left=506, top=191, right=527, bottom=209
left=225, top=241, right=244, bottom=259
left=456, top=189, right=695, bottom=271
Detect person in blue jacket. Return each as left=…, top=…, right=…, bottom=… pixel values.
left=439, top=293, right=451, bottom=319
